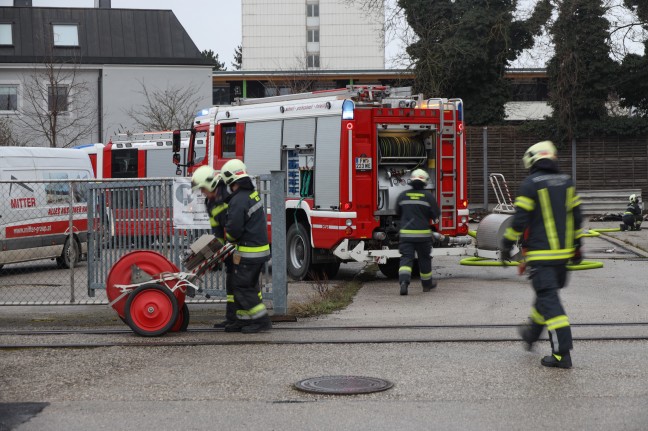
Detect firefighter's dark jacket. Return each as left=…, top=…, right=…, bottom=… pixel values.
left=625, top=202, right=641, bottom=217
left=224, top=178, right=270, bottom=261
left=503, top=159, right=583, bottom=265
left=396, top=185, right=440, bottom=242
left=205, top=187, right=229, bottom=244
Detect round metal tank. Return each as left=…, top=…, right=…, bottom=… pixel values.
left=476, top=213, right=514, bottom=250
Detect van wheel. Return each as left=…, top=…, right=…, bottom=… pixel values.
left=57, top=237, right=80, bottom=269
left=287, top=223, right=312, bottom=281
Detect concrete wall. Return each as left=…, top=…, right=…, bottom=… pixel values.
left=101, top=65, right=212, bottom=141
left=0, top=65, right=101, bottom=147
left=242, top=0, right=384, bottom=71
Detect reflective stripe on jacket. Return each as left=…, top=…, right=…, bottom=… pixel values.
left=225, top=187, right=270, bottom=261
left=396, top=188, right=440, bottom=242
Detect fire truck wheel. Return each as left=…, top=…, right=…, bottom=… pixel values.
left=170, top=302, right=190, bottom=332
left=124, top=284, right=178, bottom=337
left=287, top=222, right=312, bottom=281
left=378, top=258, right=400, bottom=279
left=56, top=237, right=80, bottom=269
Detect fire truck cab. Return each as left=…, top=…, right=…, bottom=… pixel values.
left=174, top=86, right=470, bottom=280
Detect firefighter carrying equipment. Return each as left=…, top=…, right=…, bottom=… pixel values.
left=522, top=140, right=557, bottom=169
left=221, top=159, right=249, bottom=186
left=191, top=165, right=221, bottom=192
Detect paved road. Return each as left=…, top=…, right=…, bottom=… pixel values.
left=1, top=222, right=647, bottom=430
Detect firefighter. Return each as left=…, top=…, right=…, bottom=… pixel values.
left=220, top=159, right=272, bottom=333
left=620, top=194, right=642, bottom=231
left=501, top=140, right=583, bottom=369
left=396, top=168, right=441, bottom=296
left=190, top=166, right=235, bottom=328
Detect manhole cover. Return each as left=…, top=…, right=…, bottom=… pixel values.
left=294, top=376, right=393, bottom=395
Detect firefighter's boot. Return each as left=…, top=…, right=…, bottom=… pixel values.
left=422, top=279, right=438, bottom=292
left=224, top=320, right=248, bottom=333
left=541, top=353, right=572, bottom=369
left=620, top=223, right=627, bottom=231
left=213, top=319, right=235, bottom=329
left=400, top=282, right=409, bottom=296
left=518, top=325, right=535, bottom=351
left=241, top=315, right=272, bottom=334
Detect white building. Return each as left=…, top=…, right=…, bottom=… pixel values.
left=242, top=0, right=385, bottom=71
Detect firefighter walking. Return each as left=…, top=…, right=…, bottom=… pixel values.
left=220, top=159, right=272, bottom=333
left=190, top=165, right=236, bottom=328
left=501, top=141, right=583, bottom=369
left=620, top=194, right=643, bottom=231
left=396, top=169, right=441, bottom=296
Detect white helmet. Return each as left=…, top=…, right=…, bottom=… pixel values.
left=629, top=194, right=637, bottom=203
left=191, top=165, right=221, bottom=192
left=410, top=168, right=430, bottom=186
left=220, top=159, right=249, bottom=185
left=522, top=140, right=557, bottom=169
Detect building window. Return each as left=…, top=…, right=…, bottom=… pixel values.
left=307, top=54, right=320, bottom=68
left=0, top=85, right=18, bottom=111
left=307, top=3, right=319, bottom=17
left=48, top=85, right=69, bottom=112
left=0, top=23, right=12, bottom=46
left=52, top=24, right=79, bottom=47
left=307, top=29, right=319, bottom=43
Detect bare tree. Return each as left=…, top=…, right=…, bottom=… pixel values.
left=15, top=53, right=97, bottom=148
left=126, top=80, right=205, bottom=131
left=0, top=116, right=24, bottom=146
left=262, top=53, right=323, bottom=96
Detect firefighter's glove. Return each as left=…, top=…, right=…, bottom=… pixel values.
left=500, top=239, right=515, bottom=262
left=571, top=246, right=583, bottom=265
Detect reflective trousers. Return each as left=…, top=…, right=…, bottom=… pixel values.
left=231, top=259, right=267, bottom=322
left=398, top=240, right=434, bottom=289
left=526, top=264, right=573, bottom=354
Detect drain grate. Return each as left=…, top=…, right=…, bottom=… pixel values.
left=294, top=375, right=393, bottom=395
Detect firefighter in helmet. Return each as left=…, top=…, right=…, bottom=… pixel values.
left=191, top=165, right=235, bottom=328
left=501, top=140, right=583, bottom=369
left=395, top=168, right=441, bottom=296
left=620, top=194, right=642, bottom=231
left=220, top=159, right=272, bottom=333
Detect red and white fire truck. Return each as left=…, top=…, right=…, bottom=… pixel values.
left=173, top=86, right=472, bottom=279
left=76, top=132, right=201, bottom=245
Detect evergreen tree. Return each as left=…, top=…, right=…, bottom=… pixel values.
left=617, top=0, right=648, bottom=116
left=547, top=0, right=618, bottom=141
left=232, top=45, right=243, bottom=70
left=201, top=49, right=226, bottom=71
left=398, top=0, right=551, bottom=125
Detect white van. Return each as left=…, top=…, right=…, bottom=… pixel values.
left=0, top=147, right=94, bottom=269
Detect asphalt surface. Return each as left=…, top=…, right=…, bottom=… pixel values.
left=1, top=221, right=647, bottom=431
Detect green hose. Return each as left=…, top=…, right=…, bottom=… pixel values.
left=459, top=256, right=603, bottom=270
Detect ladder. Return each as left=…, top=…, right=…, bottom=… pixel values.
left=233, top=85, right=391, bottom=106
left=489, top=173, right=516, bottom=214
left=427, top=98, right=461, bottom=231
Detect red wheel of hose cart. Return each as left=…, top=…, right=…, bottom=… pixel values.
left=106, top=250, right=183, bottom=320
left=124, top=284, right=178, bottom=337
left=170, top=302, right=190, bottom=332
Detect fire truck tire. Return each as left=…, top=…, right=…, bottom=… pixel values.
left=56, top=237, right=80, bottom=269
left=170, top=302, right=190, bottom=332
left=125, top=284, right=178, bottom=337
left=287, top=222, right=312, bottom=281
left=378, top=258, right=400, bottom=279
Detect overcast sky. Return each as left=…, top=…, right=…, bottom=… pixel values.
left=0, top=0, right=243, bottom=66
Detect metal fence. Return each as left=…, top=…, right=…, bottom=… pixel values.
left=0, top=174, right=286, bottom=312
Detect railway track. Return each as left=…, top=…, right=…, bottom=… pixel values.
left=2, top=322, right=647, bottom=349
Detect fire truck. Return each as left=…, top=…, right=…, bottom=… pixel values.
left=173, top=86, right=472, bottom=280
left=75, top=132, right=202, bottom=246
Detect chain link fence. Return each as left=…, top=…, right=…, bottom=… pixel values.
left=0, top=176, right=282, bottom=308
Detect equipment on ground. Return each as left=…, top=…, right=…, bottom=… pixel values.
left=106, top=234, right=235, bottom=336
